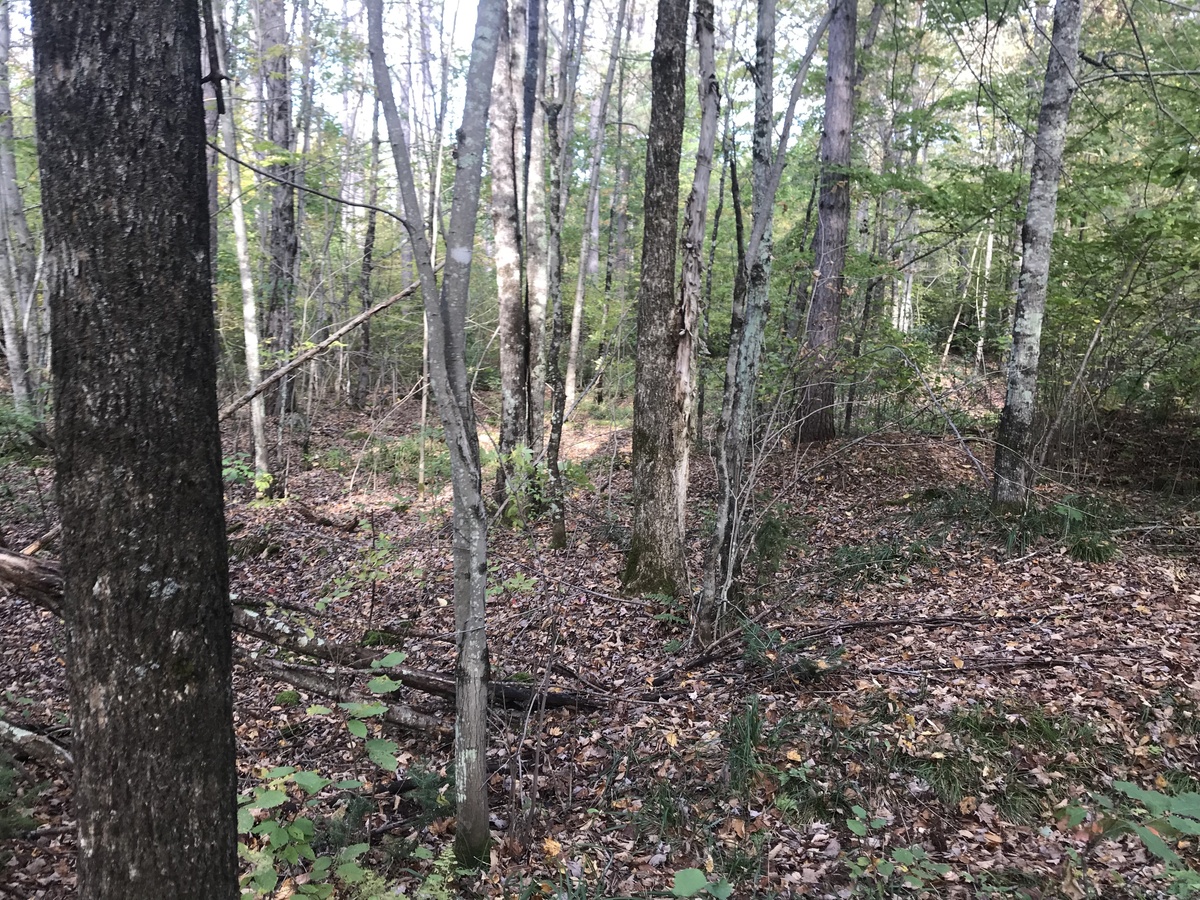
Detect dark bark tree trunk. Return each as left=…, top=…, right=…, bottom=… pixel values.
left=354, top=102, right=381, bottom=411
left=367, top=0, right=503, bottom=864
left=992, top=0, right=1082, bottom=509
left=543, top=0, right=591, bottom=548
left=623, top=0, right=691, bottom=597
left=799, top=0, right=857, bottom=443
left=261, top=0, right=297, bottom=420
left=32, top=0, right=237, bottom=896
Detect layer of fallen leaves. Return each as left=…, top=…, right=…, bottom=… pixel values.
left=1, top=403, right=1198, bottom=899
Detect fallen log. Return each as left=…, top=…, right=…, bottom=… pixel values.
left=234, top=648, right=448, bottom=734
left=0, top=717, right=73, bottom=768
left=0, top=548, right=63, bottom=617
left=1, top=548, right=605, bottom=715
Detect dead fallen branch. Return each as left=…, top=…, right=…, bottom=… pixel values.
left=0, top=717, right=74, bottom=768
left=218, top=271, right=435, bottom=422
left=0, top=548, right=64, bottom=616
left=234, top=648, right=448, bottom=734
left=1, top=550, right=603, bottom=716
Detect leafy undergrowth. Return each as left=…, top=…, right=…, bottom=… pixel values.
left=1, top=403, right=1198, bottom=899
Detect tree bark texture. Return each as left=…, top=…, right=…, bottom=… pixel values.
left=368, top=0, right=503, bottom=865
left=0, top=0, right=35, bottom=412
left=524, top=0, right=549, bottom=450
left=565, top=0, right=624, bottom=409
left=800, top=0, right=857, bottom=443
left=217, top=0, right=271, bottom=483
left=261, top=0, right=298, bottom=418
left=623, top=0, right=691, bottom=597
left=354, top=103, right=381, bottom=410
left=992, top=0, right=1082, bottom=509
left=492, top=0, right=529, bottom=500
left=32, top=0, right=238, bottom=896
left=543, top=0, right=591, bottom=548
left=696, top=0, right=775, bottom=643
left=674, top=0, right=718, bottom=504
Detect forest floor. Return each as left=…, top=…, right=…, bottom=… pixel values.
left=1, top=396, right=1198, bottom=899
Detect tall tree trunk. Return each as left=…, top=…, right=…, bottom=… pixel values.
left=543, top=0, right=591, bottom=547
left=799, top=0, right=857, bottom=443
left=32, top=0, right=237, bottom=895
left=216, top=0, right=271, bottom=485
left=524, top=0, right=549, bottom=450
left=975, top=226, right=995, bottom=371
left=0, top=0, right=34, bottom=412
left=696, top=0, right=775, bottom=643
left=674, top=0, right=718, bottom=480
left=992, top=0, right=1082, bottom=509
left=261, top=0, right=297, bottom=420
left=492, top=0, right=529, bottom=501
left=367, top=0, right=502, bottom=864
left=564, top=0, right=624, bottom=409
left=354, top=102, right=381, bottom=410
left=623, top=0, right=691, bottom=597
left=696, top=1, right=829, bottom=640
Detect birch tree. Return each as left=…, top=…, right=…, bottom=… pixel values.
left=992, top=0, right=1082, bottom=509
left=0, top=0, right=37, bottom=413
left=367, top=0, right=503, bottom=864
left=492, top=0, right=529, bottom=500
left=696, top=2, right=830, bottom=641
left=217, top=0, right=271, bottom=486
left=565, top=0, right=626, bottom=409
left=32, top=0, right=237, bottom=894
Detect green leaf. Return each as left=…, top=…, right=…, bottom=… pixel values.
left=1114, top=781, right=1171, bottom=817
left=1170, top=793, right=1200, bottom=818
left=292, top=771, right=332, bottom=795
left=709, top=879, right=733, bottom=899
left=877, top=860, right=895, bottom=879
left=902, top=874, right=925, bottom=888
left=1131, top=823, right=1182, bottom=865
left=335, top=779, right=363, bottom=789
left=1167, top=814, right=1200, bottom=835
left=266, top=766, right=298, bottom=778
left=373, top=651, right=408, bottom=668
left=366, top=738, right=399, bottom=771
left=336, top=862, right=366, bottom=884
left=253, top=869, right=279, bottom=893
left=367, top=675, right=401, bottom=694
left=338, top=843, right=370, bottom=860
left=306, top=705, right=332, bottom=716
left=892, top=847, right=915, bottom=865
left=311, top=856, right=332, bottom=876
left=253, top=789, right=288, bottom=809
left=237, top=807, right=254, bottom=833
left=672, top=869, right=709, bottom=897
left=339, top=702, right=386, bottom=718
left=346, top=719, right=368, bottom=739
left=847, top=818, right=868, bottom=836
